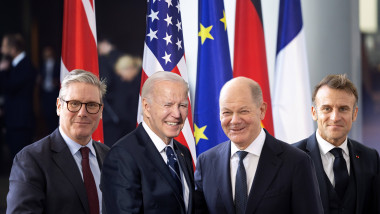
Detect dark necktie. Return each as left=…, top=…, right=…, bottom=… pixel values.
left=80, top=147, right=99, bottom=214
left=166, top=146, right=183, bottom=195
left=330, top=148, right=349, bottom=199
left=235, top=151, right=248, bottom=214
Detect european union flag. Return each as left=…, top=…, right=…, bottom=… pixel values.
left=194, top=0, right=232, bottom=156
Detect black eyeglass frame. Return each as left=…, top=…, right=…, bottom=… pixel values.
left=60, top=99, right=103, bottom=114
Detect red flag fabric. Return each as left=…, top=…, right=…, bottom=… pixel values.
left=137, top=0, right=197, bottom=165
left=61, top=0, right=104, bottom=143
left=233, top=0, right=274, bottom=135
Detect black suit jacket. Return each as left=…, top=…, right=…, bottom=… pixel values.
left=0, top=55, right=37, bottom=128
left=293, top=133, right=380, bottom=214
left=6, top=129, right=110, bottom=214
left=194, top=130, right=323, bottom=214
left=101, top=124, right=195, bottom=214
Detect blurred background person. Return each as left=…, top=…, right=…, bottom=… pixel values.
left=0, top=33, right=37, bottom=159
left=38, top=46, right=60, bottom=135
left=100, top=53, right=141, bottom=147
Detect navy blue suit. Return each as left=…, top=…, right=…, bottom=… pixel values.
left=293, top=133, right=380, bottom=214
left=194, top=130, right=323, bottom=214
left=6, top=129, right=109, bottom=214
left=101, top=124, right=194, bottom=214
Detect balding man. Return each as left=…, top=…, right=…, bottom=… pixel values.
left=194, top=77, right=323, bottom=214
left=101, top=71, right=194, bottom=214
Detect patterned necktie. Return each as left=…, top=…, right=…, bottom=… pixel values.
left=235, top=151, right=248, bottom=214
left=330, top=148, right=349, bottom=199
left=166, top=146, right=183, bottom=195
left=80, top=147, right=99, bottom=214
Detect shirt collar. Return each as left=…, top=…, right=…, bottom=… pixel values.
left=142, top=121, right=173, bottom=153
left=316, top=129, right=349, bottom=156
left=231, top=128, right=266, bottom=157
left=12, top=51, right=25, bottom=67
left=59, top=127, right=96, bottom=157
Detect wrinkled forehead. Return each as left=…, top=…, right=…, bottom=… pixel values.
left=315, top=87, right=356, bottom=107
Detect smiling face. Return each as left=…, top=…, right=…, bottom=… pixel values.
left=219, top=78, right=267, bottom=150
left=142, top=80, right=188, bottom=144
left=57, top=82, right=103, bottom=145
left=312, top=86, right=358, bottom=146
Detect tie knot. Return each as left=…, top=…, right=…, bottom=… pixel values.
left=237, top=151, right=248, bottom=161
left=166, top=146, right=175, bottom=158
left=80, top=147, right=90, bottom=159
left=330, top=148, right=343, bottom=158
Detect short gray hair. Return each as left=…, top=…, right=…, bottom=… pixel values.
left=59, top=69, right=107, bottom=102
left=141, top=71, right=189, bottom=101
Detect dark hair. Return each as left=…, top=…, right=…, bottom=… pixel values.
left=3, top=33, right=25, bottom=52
left=312, top=74, right=358, bottom=106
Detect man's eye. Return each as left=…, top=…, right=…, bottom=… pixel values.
left=70, top=101, right=81, bottom=107
left=87, top=103, right=99, bottom=108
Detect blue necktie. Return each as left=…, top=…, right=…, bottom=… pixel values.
left=330, top=148, right=349, bottom=199
left=235, top=151, right=248, bottom=214
left=166, top=146, right=183, bottom=195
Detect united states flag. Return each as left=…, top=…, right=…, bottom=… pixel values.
left=137, top=0, right=196, bottom=164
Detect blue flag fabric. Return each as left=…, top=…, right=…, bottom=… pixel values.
left=194, top=0, right=233, bottom=156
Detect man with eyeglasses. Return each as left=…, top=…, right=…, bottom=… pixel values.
left=7, top=69, right=109, bottom=214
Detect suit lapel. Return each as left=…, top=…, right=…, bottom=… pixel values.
left=93, top=142, right=106, bottom=170
left=50, top=129, right=89, bottom=214
left=347, top=140, right=364, bottom=213
left=305, top=133, right=330, bottom=214
left=175, top=141, right=193, bottom=214
left=136, top=125, right=186, bottom=211
left=245, top=133, right=282, bottom=214
left=215, top=141, right=235, bottom=214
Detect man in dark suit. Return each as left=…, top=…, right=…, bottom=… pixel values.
left=0, top=33, right=37, bottom=158
left=7, top=69, right=109, bottom=214
left=101, top=71, right=194, bottom=214
left=294, top=74, right=380, bottom=214
left=194, top=77, right=323, bottom=214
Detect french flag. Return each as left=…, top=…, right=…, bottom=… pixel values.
left=273, top=0, right=314, bottom=143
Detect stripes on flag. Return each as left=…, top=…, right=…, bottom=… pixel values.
left=137, top=0, right=197, bottom=165
left=233, top=0, right=274, bottom=135
left=273, top=0, right=313, bottom=143
left=60, top=0, right=104, bottom=143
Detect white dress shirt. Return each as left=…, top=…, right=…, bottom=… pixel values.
left=12, top=51, right=25, bottom=67
left=230, top=128, right=266, bottom=201
left=59, top=127, right=102, bottom=213
left=142, top=122, right=190, bottom=211
left=316, top=130, right=350, bottom=187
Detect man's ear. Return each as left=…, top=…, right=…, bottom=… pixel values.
left=311, top=105, right=317, bottom=121
left=56, top=98, right=61, bottom=116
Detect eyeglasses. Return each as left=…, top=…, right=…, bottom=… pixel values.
left=61, top=99, right=102, bottom=114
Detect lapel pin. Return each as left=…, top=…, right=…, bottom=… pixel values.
left=181, top=153, right=184, bottom=157
left=355, top=155, right=359, bottom=159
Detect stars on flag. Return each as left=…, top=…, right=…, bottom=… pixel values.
left=145, top=0, right=184, bottom=70
left=163, top=33, right=172, bottom=45
left=165, top=0, right=173, bottom=8
left=162, top=51, right=172, bottom=64
left=220, top=10, right=227, bottom=31
left=176, top=20, right=182, bottom=32
left=148, top=9, right=159, bottom=22
left=176, top=38, right=182, bottom=50
left=194, top=124, right=208, bottom=145
left=164, top=14, right=173, bottom=26
left=147, top=29, right=158, bottom=41
left=199, top=23, right=214, bottom=45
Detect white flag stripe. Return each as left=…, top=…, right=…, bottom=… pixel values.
left=182, top=119, right=197, bottom=162
left=81, top=0, right=97, bottom=42
left=273, top=29, right=313, bottom=143
left=142, top=43, right=164, bottom=75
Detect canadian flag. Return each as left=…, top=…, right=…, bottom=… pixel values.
left=60, top=0, right=104, bottom=143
